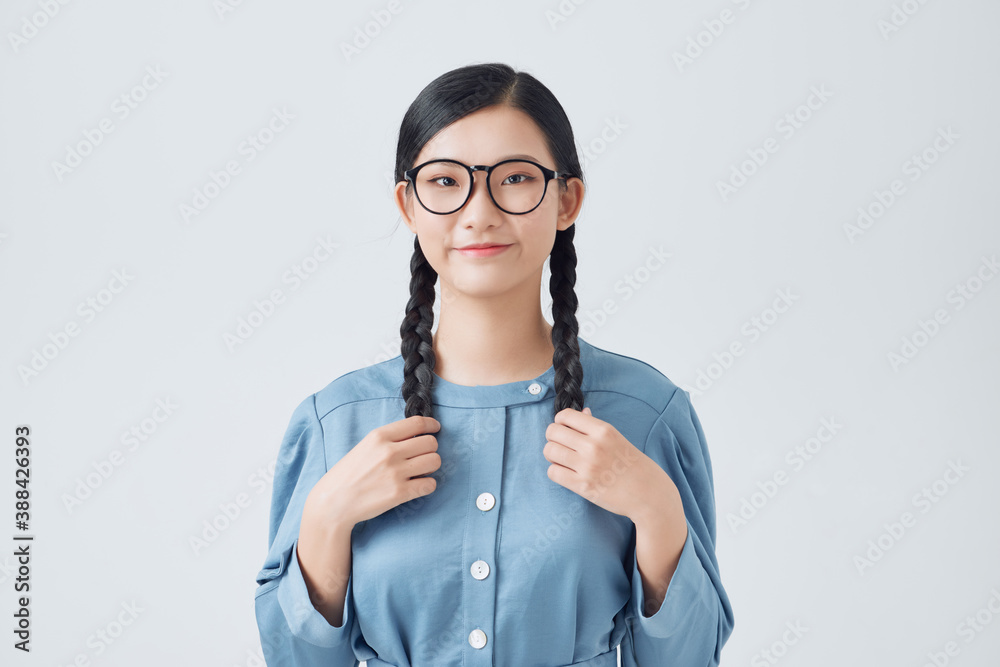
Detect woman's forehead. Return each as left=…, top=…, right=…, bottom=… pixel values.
left=416, top=111, right=553, bottom=166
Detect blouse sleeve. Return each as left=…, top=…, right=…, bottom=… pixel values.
left=253, top=393, right=360, bottom=666
left=621, top=387, right=735, bottom=667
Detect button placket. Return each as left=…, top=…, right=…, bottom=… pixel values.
left=462, top=407, right=505, bottom=663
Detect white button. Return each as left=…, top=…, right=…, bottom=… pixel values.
left=528, top=382, right=541, bottom=395
left=470, top=560, right=490, bottom=580
left=476, top=492, right=495, bottom=511
left=469, top=628, right=487, bottom=649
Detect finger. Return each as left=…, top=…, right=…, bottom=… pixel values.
left=553, top=406, right=595, bottom=434
left=381, top=415, right=440, bottom=442
left=403, top=451, right=441, bottom=478
left=544, top=441, right=579, bottom=473
left=397, top=433, right=438, bottom=458
left=546, top=422, right=589, bottom=452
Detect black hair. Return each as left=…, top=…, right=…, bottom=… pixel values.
left=395, top=62, right=585, bottom=420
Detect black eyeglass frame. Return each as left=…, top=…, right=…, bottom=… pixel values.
left=403, top=158, right=567, bottom=215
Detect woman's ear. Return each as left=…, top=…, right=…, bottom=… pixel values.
left=556, top=177, right=585, bottom=231
left=394, top=180, right=417, bottom=233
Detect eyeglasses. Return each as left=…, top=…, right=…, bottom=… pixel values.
left=403, top=158, right=566, bottom=215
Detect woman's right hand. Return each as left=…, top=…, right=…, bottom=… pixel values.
left=303, top=415, right=442, bottom=531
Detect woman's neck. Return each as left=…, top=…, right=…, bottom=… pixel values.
left=432, top=304, right=554, bottom=387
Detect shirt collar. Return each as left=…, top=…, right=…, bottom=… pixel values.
left=387, top=338, right=593, bottom=409
left=430, top=362, right=556, bottom=408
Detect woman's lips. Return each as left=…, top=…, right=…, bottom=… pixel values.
left=455, top=244, right=511, bottom=257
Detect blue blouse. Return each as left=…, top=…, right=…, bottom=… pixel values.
left=254, top=336, right=734, bottom=666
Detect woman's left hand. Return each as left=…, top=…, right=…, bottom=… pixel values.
left=543, top=406, right=678, bottom=522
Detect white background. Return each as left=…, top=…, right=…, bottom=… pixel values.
left=1, top=1, right=998, bottom=665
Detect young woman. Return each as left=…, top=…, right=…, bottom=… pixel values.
left=254, top=62, right=734, bottom=667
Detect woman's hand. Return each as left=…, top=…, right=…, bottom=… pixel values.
left=304, top=415, right=442, bottom=530
left=542, top=406, right=679, bottom=523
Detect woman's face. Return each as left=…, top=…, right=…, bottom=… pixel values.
left=394, top=105, right=584, bottom=302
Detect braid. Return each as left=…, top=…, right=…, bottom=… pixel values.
left=549, top=223, right=584, bottom=416
left=400, top=235, right=438, bottom=419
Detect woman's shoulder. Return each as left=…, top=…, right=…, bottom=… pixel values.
left=311, top=353, right=406, bottom=420
left=579, top=336, right=685, bottom=417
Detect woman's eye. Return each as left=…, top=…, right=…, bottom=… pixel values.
left=428, top=177, right=456, bottom=187
left=503, top=174, right=531, bottom=185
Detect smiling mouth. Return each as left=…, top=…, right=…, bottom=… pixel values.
left=455, top=244, right=512, bottom=257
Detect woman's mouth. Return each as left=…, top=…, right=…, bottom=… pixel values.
left=455, top=244, right=512, bottom=258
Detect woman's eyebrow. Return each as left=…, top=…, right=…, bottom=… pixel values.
left=427, top=153, right=541, bottom=163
